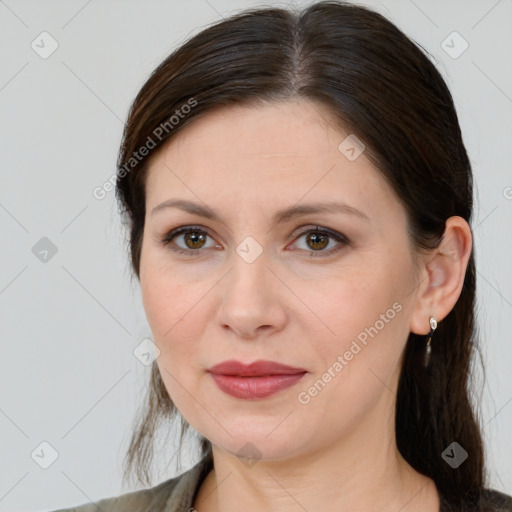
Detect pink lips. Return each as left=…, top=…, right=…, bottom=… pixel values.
left=208, top=360, right=307, bottom=399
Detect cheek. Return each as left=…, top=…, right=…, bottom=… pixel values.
left=140, top=242, right=186, bottom=330
left=140, top=259, right=209, bottom=366
left=298, top=279, right=407, bottom=427
left=140, top=257, right=189, bottom=346
left=140, top=269, right=173, bottom=338
left=311, top=264, right=408, bottom=368
left=141, top=267, right=203, bottom=405
left=140, top=268, right=210, bottom=426
left=140, top=240, right=214, bottom=332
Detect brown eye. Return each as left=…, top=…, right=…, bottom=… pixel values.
left=183, top=230, right=207, bottom=249
left=291, top=226, right=349, bottom=257
left=305, top=231, right=329, bottom=251
left=162, top=226, right=217, bottom=255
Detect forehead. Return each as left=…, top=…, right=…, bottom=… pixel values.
left=154, top=99, right=345, bottom=167
left=144, top=99, right=401, bottom=223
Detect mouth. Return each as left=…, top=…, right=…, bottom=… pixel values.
left=208, top=359, right=307, bottom=399
left=209, top=372, right=307, bottom=399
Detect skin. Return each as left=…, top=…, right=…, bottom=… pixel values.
left=139, top=98, right=472, bottom=512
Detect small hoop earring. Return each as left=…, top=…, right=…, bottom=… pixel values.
left=424, top=317, right=437, bottom=368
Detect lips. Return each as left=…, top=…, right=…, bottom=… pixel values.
left=208, top=359, right=307, bottom=377
left=208, top=360, right=307, bottom=399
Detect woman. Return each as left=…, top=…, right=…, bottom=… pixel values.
left=50, top=1, right=512, bottom=511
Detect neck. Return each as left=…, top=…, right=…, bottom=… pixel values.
left=193, top=396, right=440, bottom=512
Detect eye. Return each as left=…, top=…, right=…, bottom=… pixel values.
left=160, top=225, right=349, bottom=258
left=290, top=226, right=349, bottom=257
left=161, top=226, right=219, bottom=256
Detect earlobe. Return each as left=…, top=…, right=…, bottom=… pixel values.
left=409, top=216, right=473, bottom=335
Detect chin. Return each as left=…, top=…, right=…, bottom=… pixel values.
left=208, top=427, right=309, bottom=463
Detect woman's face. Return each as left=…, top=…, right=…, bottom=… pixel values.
left=139, top=99, right=424, bottom=461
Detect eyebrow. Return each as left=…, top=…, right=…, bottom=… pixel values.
left=151, top=198, right=370, bottom=224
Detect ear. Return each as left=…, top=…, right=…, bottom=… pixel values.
left=409, top=216, right=473, bottom=335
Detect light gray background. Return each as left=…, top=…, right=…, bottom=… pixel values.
left=1, top=0, right=511, bottom=511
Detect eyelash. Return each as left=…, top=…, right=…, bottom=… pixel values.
left=160, top=225, right=350, bottom=258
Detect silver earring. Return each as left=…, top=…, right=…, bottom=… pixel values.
left=424, top=317, right=437, bottom=368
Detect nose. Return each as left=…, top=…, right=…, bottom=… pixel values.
left=215, top=247, right=288, bottom=340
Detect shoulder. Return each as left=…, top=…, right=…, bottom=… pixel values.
left=46, top=476, right=183, bottom=512
left=46, top=452, right=214, bottom=512
left=480, top=488, right=512, bottom=511
left=442, top=488, right=512, bottom=512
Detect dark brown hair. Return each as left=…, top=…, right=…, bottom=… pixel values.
left=116, top=1, right=488, bottom=509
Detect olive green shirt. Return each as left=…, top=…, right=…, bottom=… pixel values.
left=49, top=451, right=214, bottom=512
left=48, top=450, right=512, bottom=512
